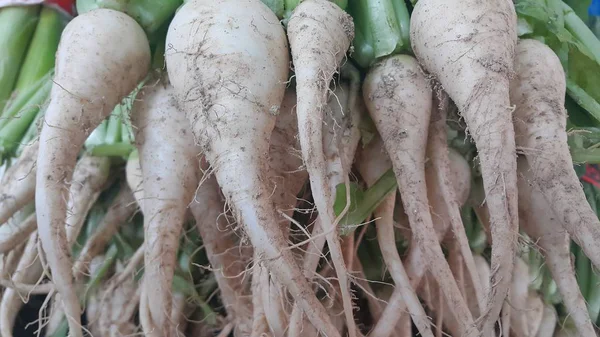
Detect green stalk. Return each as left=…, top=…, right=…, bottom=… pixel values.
left=261, top=0, right=284, bottom=18
left=121, top=119, right=134, bottom=145
left=562, top=2, right=600, bottom=64
left=392, top=0, right=411, bottom=49
left=76, top=0, right=182, bottom=34
left=76, top=0, right=128, bottom=14
left=0, top=5, right=40, bottom=111
left=588, top=265, right=600, bottom=324
left=84, top=244, right=119, bottom=298
left=151, top=32, right=167, bottom=71
left=566, top=79, right=600, bottom=124
left=126, top=0, right=183, bottom=34
left=85, top=120, right=108, bottom=150
left=105, top=109, right=123, bottom=145
left=0, top=75, right=52, bottom=155
left=570, top=148, right=600, bottom=163
left=335, top=168, right=397, bottom=234
left=49, top=320, right=68, bottom=337
left=172, top=274, right=217, bottom=324
left=347, top=0, right=411, bottom=68
left=89, top=143, right=135, bottom=158
left=16, top=108, right=42, bottom=156
left=0, top=70, right=51, bottom=130
left=14, top=6, right=64, bottom=91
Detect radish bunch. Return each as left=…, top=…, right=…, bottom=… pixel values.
left=0, top=1, right=599, bottom=337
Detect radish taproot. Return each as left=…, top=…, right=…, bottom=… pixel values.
left=190, top=171, right=253, bottom=337
left=130, top=79, right=198, bottom=336
left=427, top=93, right=485, bottom=315
left=287, top=79, right=362, bottom=337
left=411, top=0, right=519, bottom=332
left=355, top=135, right=434, bottom=337
left=0, top=232, right=42, bottom=337
left=510, top=38, right=600, bottom=273
left=64, top=155, right=111, bottom=244
left=287, top=1, right=357, bottom=333
left=535, top=304, right=557, bottom=337
left=73, top=184, right=136, bottom=279
left=165, top=0, right=341, bottom=334
left=517, top=157, right=595, bottom=337
left=260, top=88, right=309, bottom=336
left=0, top=141, right=38, bottom=226
left=0, top=212, right=36, bottom=255
left=35, top=8, right=150, bottom=337
left=363, top=54, right=478, bottom=337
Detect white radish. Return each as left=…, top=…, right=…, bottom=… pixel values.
left=130, top=79, right=198, bottom=336
left=85, top=256, right=106, bottom=337
left=509, top=257, right=545, bottom=337
left=0, top=212, right=36, bottom=254
left=72, top=184, right=136, bottom=279
left=509, top=38, right=599, bottom=337
left=256, top=89, right=308, bottom=337
left=287, top=1, right=357, bottom=333
left=97, top=264, right=140, bottom=337
left=535, top=304, right=557, bottom=337
left=411, top=1, right=519, bottom=332
left=517, top=157, right=596, bottom=336
left=287, top=79, right=362, bottom=337
left=0, top=232, right=43, bottom=337
left=0, top=242, right=27, bottom=285
left=427, top=93, right=485, bottom=314
left=0, top=141, right=38, bottom=226
left=355, top=135, right=434, bottom=337
left=65, top=155, right=111, bottom=244
left=190, top=170, right=253, bottom=337
left=363, top=54, right=477, bottom=336
left=165, top=0, right=340, bottom=334
left=35, top=9, right=150, bottom=336
left=125, top=151, right=144, bottom=210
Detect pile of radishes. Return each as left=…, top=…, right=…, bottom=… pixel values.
left=2, top=0, right=600, bottom=336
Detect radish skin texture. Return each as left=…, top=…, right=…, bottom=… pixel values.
left=0, top=141, right=38, bottom=226
left=427, top=95, right=485, bottom=315
left=269, top=89, right=307, bottom=238
left=131, top=80, right=198, bottom=336
left=517, top=157, right=595, bottom=336
left=65, top=155, right=111, bottom=245
left=510, top=39, right=600, bottom=272
left=363, top=54, right=478, bottom=337
left=35, top=9, right=150, bottom=337
left=126, top=152, right=144, bottom=210
left=0, top=232, right=42, bottom=337
left=42, top=156, right=122, bottom=331
left=535, top=304, right=557, bottom=337
left=0, top=243, right=26, bottom=285
left=287, top=1, right=357, bottom=334
left=411, top=1, right=518, bottom=332
left=262, top=89, right=308, bottom=336
left=287, top=81, right=362, bottom=337
left=355, top=136, right=434, bottom=337
left=508, top=257, right=545, bottom=337
left=0, top=212, right=36, bottom=254
left=73, top=184, right=136, bottom=279
left=190, top=171, right=252, bottom=337
left=165, top=1, right=341, bottom=335
left=97, top=266, right=140, bottom=337
left=374, top=145, right=473, bottom=336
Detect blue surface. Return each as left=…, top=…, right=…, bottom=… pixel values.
left=591, top=0, right=600, bottom=16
